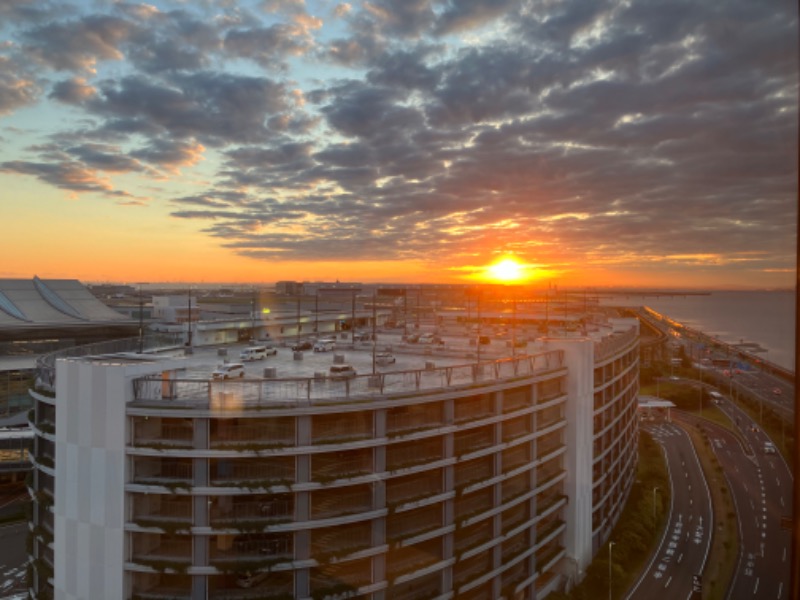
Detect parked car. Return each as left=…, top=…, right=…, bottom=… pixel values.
left=329, top=364, right=357, bottom=379
left=353, top=331, right=372, bottom=341
left=291, top=340, right=314, bottom=351
left=376, top=352, right=396, bottom=365
left=313, top=339, right=336, bottom=352
left=404, top=333, right=419, bottom=343
left=239, top=346, right=275, bottom=361
left=212, top=363, right=245, bottom=380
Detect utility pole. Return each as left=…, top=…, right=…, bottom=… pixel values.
left=511, top=287, right=517, bottom=357
left=403, top=289, right=408, bottom=338
left=138, top=284, right=144, bottom=353
left=351, top=290, right=356, bottom=341
left=296, top=294, right=301, bottom=344
left=250, top=288, right=256, bottom=341
left=186, top=287, right=193, bottom=350
left=372, top=292, right=377, bottom=374
left=476, top=289, right=482, bottom=363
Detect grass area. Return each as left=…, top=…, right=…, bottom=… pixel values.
left=675, top=415, right=739, bottom=600
left=548, top=431, right=670, bottom=600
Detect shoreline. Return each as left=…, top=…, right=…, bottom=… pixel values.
left=641, top=306, right=795, bottom=381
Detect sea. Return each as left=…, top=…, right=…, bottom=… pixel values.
left=601, top=290, right=796, bottom=372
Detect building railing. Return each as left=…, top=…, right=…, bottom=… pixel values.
left=594, top=327, right=638, bottom=363
left=131, top=350, right=565, bottom=407
left=35, top=333, right=184, bottom=390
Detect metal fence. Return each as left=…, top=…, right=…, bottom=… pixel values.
left=35, top=333, right=184, bottom=390
left=132, top=350, right=566, bottom=408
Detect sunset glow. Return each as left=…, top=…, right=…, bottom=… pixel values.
left=0, top=1, right=793, bottom=289
left=484, top=257, right=529, bottom=284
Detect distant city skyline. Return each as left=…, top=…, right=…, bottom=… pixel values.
left=1, top=1, right=796, bottom=288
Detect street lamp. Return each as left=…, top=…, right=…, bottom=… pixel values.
left=608, top=541, right=616, bottom=600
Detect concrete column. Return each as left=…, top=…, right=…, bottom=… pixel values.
left=545, top=338, right=594, bottom=574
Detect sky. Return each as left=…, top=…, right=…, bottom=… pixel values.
left=0, top=0, right=797, bottom=288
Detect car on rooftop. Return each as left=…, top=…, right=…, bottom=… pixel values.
left=376, top=352, right=396, bottom=365
left=212, top=363, right=245, bottom=380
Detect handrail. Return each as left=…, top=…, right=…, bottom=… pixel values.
left=130, top=350, right=566, bottom=408
left=35, top=333, right=184, bottom=390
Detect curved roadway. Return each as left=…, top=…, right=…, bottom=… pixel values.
left=627, top=421, right=712, bottom=600
left=704, top=398, right=793, bottom=598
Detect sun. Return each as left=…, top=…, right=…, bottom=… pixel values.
left=485, top=257, right=527, bottom=283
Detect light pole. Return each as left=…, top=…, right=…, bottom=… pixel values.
left=138, top=284, right=144, bottom=354
left=608, top=541, right=616, bottom=600
left=698, top=367, right=703, bottom=415
left=250, top=289, right=256, bottom=341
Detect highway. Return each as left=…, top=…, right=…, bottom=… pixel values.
left=627, top=422, right=712, bottom=600
left=706, top=398, right=793, bottom=599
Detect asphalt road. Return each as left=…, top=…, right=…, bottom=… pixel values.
left=627, top=421, right=712, bottom=600
left=708, top=399, right=793, bottom=599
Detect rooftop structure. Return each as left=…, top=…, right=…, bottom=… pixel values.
left=27, top=314, right=639, bottom=600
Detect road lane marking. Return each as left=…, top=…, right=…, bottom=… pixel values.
left=664, top=575, right=672, bottom=588
left=778, top=581, right=783, bottom=598
left=754, top=577, right=759, bottom=595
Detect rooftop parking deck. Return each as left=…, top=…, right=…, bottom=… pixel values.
left=129, top=333, right=567, bottom=407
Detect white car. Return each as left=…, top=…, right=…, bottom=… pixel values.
left=764, top=442, right=776, bottom=455
left=239, top=346, right=276, bottom=361
left=376, top=352, right=396, bottom=365
left=313, top=339, right=336, bottom=352
left=212, top=363, right=245, bottom=380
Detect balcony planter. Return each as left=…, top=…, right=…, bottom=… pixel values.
left=132, top=517, right=192, bottom=535
left=135, top=558, right=190, bottom=574
left=212, top=556, right=288, bottom=574
left=310, top=583, right=358, bottom=600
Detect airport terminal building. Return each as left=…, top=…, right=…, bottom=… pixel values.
left=27, top=318, right=639, bottom=600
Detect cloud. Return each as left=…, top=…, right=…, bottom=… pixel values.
left=333, top=4, right=352, bottom=19
left=434, top=0, right=519, bottom=36
left=66, top=143, right=146, bottom=173
left=0, top=0, right=795, bottom=281
left=224, top=23, right=314, bottom=68
left=0, top=159, right=131, bottom=196
left=321, top=81, right=425, bottom=140
left=88, top=72, right=289, bottom=145
left=22, top=14, right=137, bottom=72
left=49, top=77, right=96, bottom=104
left=362, top=0, right=435, bottom=38
left=131, top=138, right=206, bottom=173
left=0, top=59, right=38, bottom=115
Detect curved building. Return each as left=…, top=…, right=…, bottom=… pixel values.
left=28, top=319, right=639, bottom=600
